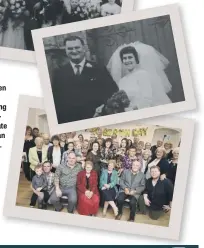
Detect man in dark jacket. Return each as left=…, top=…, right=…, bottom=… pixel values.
left=51, top=35, right=119, bottom=124
left=138, top=165, right=173, bottom=220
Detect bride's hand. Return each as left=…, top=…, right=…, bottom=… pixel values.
left=93, top=104, right=104, bottom=117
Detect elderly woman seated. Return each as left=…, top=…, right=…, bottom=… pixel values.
left=77, top=161, right=100, bottom=216
left=138, top=166, right=173, bottom=220
left=100, top=160, right=119, bottom=217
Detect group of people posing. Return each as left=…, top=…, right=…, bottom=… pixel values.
left=0, top=0, right=122, bottom=50
left=22, top=126, right=179, bottom=222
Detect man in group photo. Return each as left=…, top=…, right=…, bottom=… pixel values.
left=20, top=122, right=180, bottom=226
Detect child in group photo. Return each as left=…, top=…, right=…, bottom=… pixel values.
left=19, top=117, right=180, bottom=226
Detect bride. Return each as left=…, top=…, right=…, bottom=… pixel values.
left=106, top=41, right=172, bottom=111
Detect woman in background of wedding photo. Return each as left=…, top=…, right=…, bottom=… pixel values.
left=0, top=0, right=123, bottom=50
left=0, top=0, right=25, bottom=49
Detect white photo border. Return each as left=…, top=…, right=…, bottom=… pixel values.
left=31, top=4, right=196, bottom=135
left=0, top=0, right=135, bottom=63
left=3, top=95, right=195, bottom=240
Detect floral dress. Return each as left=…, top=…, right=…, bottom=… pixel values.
left=100, top=147, right=117, bottom=169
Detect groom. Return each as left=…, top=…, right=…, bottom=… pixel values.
left=51, top=36, right=118, bottom=124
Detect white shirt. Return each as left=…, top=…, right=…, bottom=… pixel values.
left=52, top=147, right=61, bottom=168
left=141, top=159, right=148, bottom=173
left=70, top=58, right=86, bottom=75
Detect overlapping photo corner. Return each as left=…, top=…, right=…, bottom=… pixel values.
left=0, top=0, right=135, bottom=62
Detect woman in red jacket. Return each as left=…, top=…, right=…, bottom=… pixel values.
left=77, top=161, right=100, bottom=216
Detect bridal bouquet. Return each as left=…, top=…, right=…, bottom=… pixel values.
left=7, top=0, right=26, bottom=19
left=73, top=0, right=101, bottom=19
left=101, top=90, right=130, bottom=116
left=86, top=0, right=101, bottom=18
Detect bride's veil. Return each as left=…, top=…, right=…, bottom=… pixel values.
left=106, top=41, right=172, bottom=94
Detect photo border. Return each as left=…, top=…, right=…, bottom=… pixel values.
left=3, top=95, right=195, bottom=240
left=0, top=0, right=135, bottom=63
left=31, top=4, right=196, bottom=135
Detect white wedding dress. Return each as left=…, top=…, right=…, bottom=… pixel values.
left=118, top=67, right=171, bottom=110
left=118, top=68, right=153, bottom=110
left=107, top=41, right=172, bottom=110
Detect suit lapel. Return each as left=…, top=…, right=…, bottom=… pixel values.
left=81, top=61, right=94, bottom=77
left=131, top=171, right=140, bottom=188
left=67, top=61, right=92, bottom=78
left=67, top=62, right=75, bottom=76
left=127, top=170, right=132, bottom=188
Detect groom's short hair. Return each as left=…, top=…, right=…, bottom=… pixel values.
left=119, top=46, right=139, bottom=64
left=64, top=36, right=85, bottom=46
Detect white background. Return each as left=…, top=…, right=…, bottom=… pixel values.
left=0, top=0, right=202, bottom=245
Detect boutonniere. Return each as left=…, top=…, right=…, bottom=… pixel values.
left=86, top=62, right=92, bottom=68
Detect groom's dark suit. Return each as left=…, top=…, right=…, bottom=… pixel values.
left=52, top=60, right=118, bottom=124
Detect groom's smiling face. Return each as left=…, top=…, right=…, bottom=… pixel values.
left=65, top=39, right=86, bottom=64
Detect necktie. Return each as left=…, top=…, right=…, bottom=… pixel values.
left=75, top=64, right=81, bottom=76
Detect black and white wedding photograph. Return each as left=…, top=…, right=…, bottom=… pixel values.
left=0, top=0, right=135, bottom=62
left=32, top=5, right=196, bottom=134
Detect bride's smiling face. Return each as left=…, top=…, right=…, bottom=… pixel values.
left=122, top=53, right=137, bottom=72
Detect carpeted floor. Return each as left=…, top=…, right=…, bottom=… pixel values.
left=16, top=172, right=170, bottom=226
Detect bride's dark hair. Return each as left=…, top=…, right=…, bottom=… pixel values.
left=119, top=46, right=139, bottom=64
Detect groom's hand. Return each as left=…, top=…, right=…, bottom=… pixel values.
left=93, top=104, right=104, bottom=117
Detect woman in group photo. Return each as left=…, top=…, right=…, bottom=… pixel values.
left=19, top=125, right=180, bottom=225
left=100, top=159, right=119, bottom=217
left=77, top=161, right=100, bottom=216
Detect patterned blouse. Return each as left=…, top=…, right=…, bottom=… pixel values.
left=100, top=147, right=117, bottom=161
left=122, top=155, right=143, bottom=170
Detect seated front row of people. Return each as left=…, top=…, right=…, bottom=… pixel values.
left=30, top=152, right=173, bottom=222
